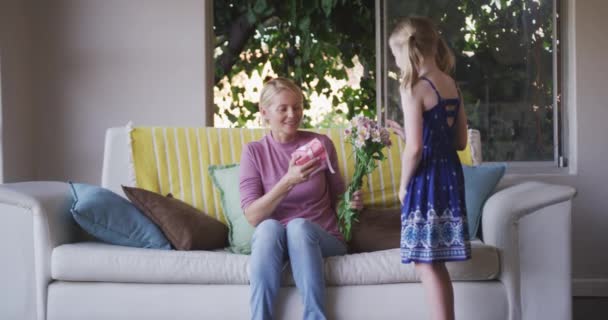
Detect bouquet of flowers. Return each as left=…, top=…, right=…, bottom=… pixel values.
left=338, top=115, right=392, bottom=241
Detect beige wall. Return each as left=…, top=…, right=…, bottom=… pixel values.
left=0, top=0, right=35, bottom=182
left=1, top=0, right=607, bottom=292
left=30, top=0, right=208, bottom=183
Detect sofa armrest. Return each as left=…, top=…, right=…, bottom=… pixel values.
left=0, top=181, right=80, bottom=320
left=481, top=181, right=576, bottom=320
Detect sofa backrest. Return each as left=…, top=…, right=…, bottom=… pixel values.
left=102, top=126, right=477, bottom=224
left=102, top=127, right=133, bottom=196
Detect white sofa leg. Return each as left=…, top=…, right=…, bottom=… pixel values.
left=519, top=200, right=572, bottom=320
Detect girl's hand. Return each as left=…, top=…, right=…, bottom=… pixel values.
left=350, top=189, right=364, bottom=210
left=283, top=155, right=319, bottom=188
left=387, top=119, right=405, bottom=143
left=398, top=186, right=407, bottom=205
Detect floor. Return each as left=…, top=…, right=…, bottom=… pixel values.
left=573, top=297, right=608, bottom=320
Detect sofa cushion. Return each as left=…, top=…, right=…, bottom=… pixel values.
left=208, top=163, right=255, bottom=254
left=463, top=164, right=506, bottom=238
left=69, top=182, right=171, bottom=250
left=122, top=186, right=229, bottom=251
left=52, top=240, right=499, bottom=285
left=348, top=208, right=400, bottom=253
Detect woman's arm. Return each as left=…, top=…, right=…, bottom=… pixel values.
left=398, top=87, right=424, bottom=204
left=240, top=145, right=319, bottom=227
left=242, top=173, right=292, bottom=227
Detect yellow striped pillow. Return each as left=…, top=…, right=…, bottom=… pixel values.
left=130, top=127, right=472, bottom=224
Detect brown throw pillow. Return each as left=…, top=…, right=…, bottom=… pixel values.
left=348, top=207, right=401, bottom=253
left=122, top=186, right=228, bottom=251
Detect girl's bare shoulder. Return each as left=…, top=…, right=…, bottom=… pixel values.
left=398, top=80, right=431, bottom=100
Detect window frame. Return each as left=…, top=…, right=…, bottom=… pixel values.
left=375, top=0, right=570, bottom=173
left=205, top=0, right=574, bottom=174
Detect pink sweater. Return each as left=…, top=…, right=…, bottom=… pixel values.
left=239, top=131, right=345, bottom=240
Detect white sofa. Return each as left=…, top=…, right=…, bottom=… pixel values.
left=0, top=127, right=576, bottom=320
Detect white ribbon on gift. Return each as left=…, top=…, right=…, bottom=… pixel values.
left=298, top=143, right=336, bottom=174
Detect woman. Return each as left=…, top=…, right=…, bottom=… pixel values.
left=239, top=77, right=362, bottom=320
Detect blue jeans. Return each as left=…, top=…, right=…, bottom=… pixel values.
left=249, top=218, right=347, bottom=320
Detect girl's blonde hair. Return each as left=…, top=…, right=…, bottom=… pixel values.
left=389, top=16, right=455, bottom=89
left=259, top=77, right=304, bottom=110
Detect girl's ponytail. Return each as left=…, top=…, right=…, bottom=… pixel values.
left=405, top=35, right=421, bottom=89
left=391, top=17, right=453, bottom=89
left=436, top=37, right=455, bottom=73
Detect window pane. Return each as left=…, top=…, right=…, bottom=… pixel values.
left=384, top=0, right=556, bottom=161
left=213, top=1, right=376, bottom=128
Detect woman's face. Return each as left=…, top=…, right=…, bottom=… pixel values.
left=262, top=89, right=303, bottom=139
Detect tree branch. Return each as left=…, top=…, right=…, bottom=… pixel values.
left=215, top=14, right=257, bottom=84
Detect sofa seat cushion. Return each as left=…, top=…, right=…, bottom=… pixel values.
left=52, top=240, right=499, bottom=285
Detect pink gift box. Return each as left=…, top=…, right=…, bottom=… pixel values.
left=292, top=138, right=336, bottom=174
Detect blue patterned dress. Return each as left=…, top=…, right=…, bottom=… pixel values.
left=400, top=76, right=471, bottom=263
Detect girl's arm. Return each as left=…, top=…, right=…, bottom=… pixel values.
left=454, top=86, right=468, bottom=150
left=387, top=119, right=406, bottom=143
left=398, top=87, right=424, bottom=203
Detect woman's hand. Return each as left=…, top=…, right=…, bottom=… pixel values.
left=350, top=189, right=364, bottom=210
left=387, top=119, right=405, bottom=142
left=283, top=155, right=320, bottom=188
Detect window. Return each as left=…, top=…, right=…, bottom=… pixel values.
left=212, top=0, right=376, bottom=129
left=211, top=0, right=565, bottom=164
left=380, top=0, right=563, bottom=163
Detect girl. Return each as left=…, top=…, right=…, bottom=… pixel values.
left=389, top=17, right=471, bottom=320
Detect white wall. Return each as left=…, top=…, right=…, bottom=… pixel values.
left=565, top=0, right=608, bottom=292
left=1, top=0, right=608, bottom=293
left=0, top=0, right=35, bottom=182
left=30, top=0, right=207, bottom=184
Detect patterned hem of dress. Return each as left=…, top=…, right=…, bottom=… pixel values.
left=401, top=255, right=472, bottom=264
left=400, top=247, right=472, bottom=264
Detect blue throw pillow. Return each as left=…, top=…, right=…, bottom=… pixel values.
left=462, top=164, right=506, bottom=239
left=69, top=182, right=171, bottom=249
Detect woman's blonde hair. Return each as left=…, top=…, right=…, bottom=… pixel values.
left=389, top=16, right=455, bottom=89
left=259, top=77, right=304, bottom=110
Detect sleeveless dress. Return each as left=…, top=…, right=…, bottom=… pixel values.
left=400, top=76, right=471, bottom=264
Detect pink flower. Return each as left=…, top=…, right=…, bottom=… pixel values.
left=354, top=136, right=365, bottom=148
left=338, top=115, right=392, bottom=241
left=358, top=126, right=370, bottom=142
left=371, top=129, right=381, bottom=143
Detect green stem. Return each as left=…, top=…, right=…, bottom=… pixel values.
left=338, top=151, right=370, bottom=241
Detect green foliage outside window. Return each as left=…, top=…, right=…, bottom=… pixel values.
left=214, top=0, right=376, bottom=128
left=214, top=0, right=557, bottom=161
